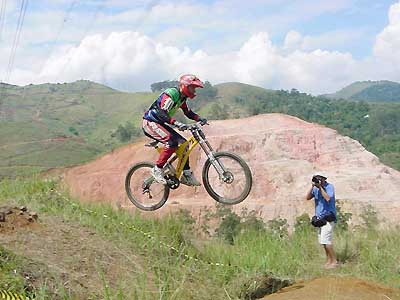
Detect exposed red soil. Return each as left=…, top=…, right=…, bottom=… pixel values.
left=0, top=206, right=40, bottom=234
left=264, top=276, right=400, bottom=300
left=62, top=113, right=400, bottom=226
left=0, top=205, right=155, bottom=299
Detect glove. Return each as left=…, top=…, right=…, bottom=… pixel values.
left=198, top=117, right=208, bottom=125
left=174, top=121, right=188, bottom=131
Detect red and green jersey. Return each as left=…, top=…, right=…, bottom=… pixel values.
left=144, top=87, right=199, bottom=124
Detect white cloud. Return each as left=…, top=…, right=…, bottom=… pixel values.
left=283, top=30, right=303, bottom=52
left=373, top=1, right=400, bottom=68
left=3, top=0, right=400, bottom=95
left=154, top=26, right=194, bottom=47
left=12, top=30, right=359, bottom=94
left=233, top=33, right=279, bottom=84
left=283, top=29, right=366, bottom=53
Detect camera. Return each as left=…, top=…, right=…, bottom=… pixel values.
left=312, top=176, right=321, bottom=185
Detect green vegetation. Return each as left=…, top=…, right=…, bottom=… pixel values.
left=150, top=80, right=179, bottom=92
left=0, top=247, right=28, bottom=296
left=0, top=177, right=399, bottom=299
left=352, top=81, right=400, bottom=102
left=1, top=80, right=399, bottom=177
left=325, top=80, right=400, bottom=102
left=0, top=80, right=154, bottom=178
left=112, top=121, right=142, bottom=142
left=194, top=84, right=400, bottom=170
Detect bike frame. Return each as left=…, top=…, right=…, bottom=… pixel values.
left=156, top=135, right=198, bottom=178
left=127, top=121, right=252, bottom=210
left=154, top=122, right=227, bottom=180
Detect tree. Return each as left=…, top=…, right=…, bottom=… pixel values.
left=68, top=126, right=79, bottom=136
left=113, top=121, right=141, bottom=142
left=115, top=124, right=130, bottom=142
left=150, top=80, right=179, bottom=92
left=197, top=81, right=217, bottom=98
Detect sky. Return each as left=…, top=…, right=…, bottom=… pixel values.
left=0, top=0, right=400, bottom=95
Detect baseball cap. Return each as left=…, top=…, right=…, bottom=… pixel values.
left=313, top=172, right=327, bottom=180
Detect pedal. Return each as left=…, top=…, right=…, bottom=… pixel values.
left=165, top=175, right=180, bottom=189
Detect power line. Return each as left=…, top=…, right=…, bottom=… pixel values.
left=36, top=0, right=78, bottom=79
left=20, top=0, right=77, bottom=102
left=55, top=2, right=104, bottom=83
left=0, top=0, right=7, bottom=114
left=0, top=0, right=7, bottom=42
left=52, top=0, right=161, bottom=85
left=4, top=0, right=28, bottom=83
left=0, top=0, right=28, bottom=121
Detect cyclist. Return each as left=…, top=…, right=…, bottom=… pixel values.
left=142, top=74, right=207, bottom=186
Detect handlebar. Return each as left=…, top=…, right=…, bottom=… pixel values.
left=170, top=121, right=209, bottom=132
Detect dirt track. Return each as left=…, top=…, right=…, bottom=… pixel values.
left=263, top=276, right=400, bottom=300
left=0, top=206, right=155, bottom=299
left=1, top=205, right=400, bottom=299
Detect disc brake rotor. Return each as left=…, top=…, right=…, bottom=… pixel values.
left=222, top=171, right=234, bottom=184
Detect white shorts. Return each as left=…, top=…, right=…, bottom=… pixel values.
left=318, top=221, right=335, bottom=245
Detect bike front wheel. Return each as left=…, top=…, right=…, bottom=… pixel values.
left=125, top=161, right=170, bottom=211
left=202, top=152, right=252, bottom=205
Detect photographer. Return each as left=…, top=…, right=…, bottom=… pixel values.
left=306, top=173, right=338, bottom=269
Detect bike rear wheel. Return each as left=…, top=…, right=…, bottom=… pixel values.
left=202, top=152, right=252, bottom=205
left=125, top=161, right=170, bottom=211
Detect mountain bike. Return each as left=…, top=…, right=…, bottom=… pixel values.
left=125, top=122, right=252, bottom=211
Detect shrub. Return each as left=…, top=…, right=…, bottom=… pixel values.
left=215, top=207, right=241, bottom=245
left=294, top=213, right=311, bottom=233
left=335, top=200, right=352, bottom=232
left=267, top=218, right=289, bottom=238
left=240, top=207, right=266, bottom=233
left=360, top=204, right=379, bottom=231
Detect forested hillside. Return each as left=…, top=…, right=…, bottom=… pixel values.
left=324, top=80, right=400, bottom=102
left=191, top=83, right=400, bottom=170
left=0, top=80, right=155, bottom=178
left=0, top=80, right=399, bottom=177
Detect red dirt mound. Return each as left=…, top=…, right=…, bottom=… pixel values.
left=63, top=113, right=400, bottom=226
left=264, top=276, right=400, bottom=300
left=0, top=206, right=40, bottom=234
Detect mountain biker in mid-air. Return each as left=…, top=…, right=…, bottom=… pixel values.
left=142, top=74, right=207, bottom=186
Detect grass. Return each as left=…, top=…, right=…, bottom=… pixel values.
left=0, top=177, right=399, bottom=299
left=0, top=81, right=156, bottom=178
left=0, top=247, right=27, bottom=294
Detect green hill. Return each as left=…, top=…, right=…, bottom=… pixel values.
left=324, top=80, right=400, bottom=102
left=0, top=80, right=156, bottom=178
left=194, top=83, right=400, bottom=170
left=0, top=80, right=399, bottom=177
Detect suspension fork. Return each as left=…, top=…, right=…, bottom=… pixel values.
left=194, top=129, right=227, bottom=177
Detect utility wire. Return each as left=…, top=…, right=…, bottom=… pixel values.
left=53, top=0, right=160, bottom=85
left=0, top=0, right=7, bottom=42
left=1, top=0, right=28, bottom=121
left=55, top=2, right=104, bottom=83
left=4, top=0, right=28, bottom=83
left=0, top=0, right=7, bottom=118
left=20, top=0, right=78, bottom=101
left=36, top=0, right=78, bottom=79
